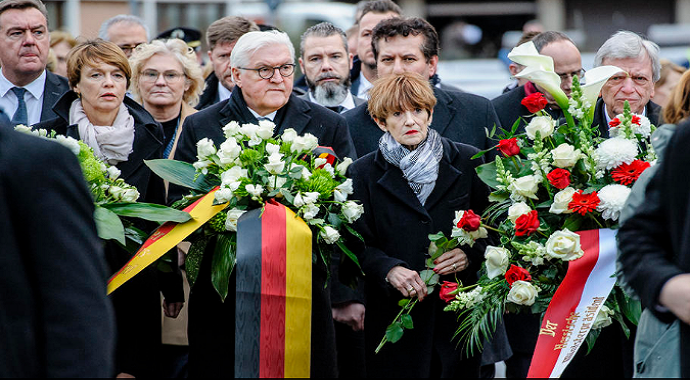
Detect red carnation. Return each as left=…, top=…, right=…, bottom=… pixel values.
left=498, top=138, right=520, bottom=157
left=457, top=210, right=482, bottom=232
left=611, top=160, right=651, bottom=185
left=439, top=281, right=459, bottom=303
left=631, top=115, right=641, bottom=125
left=505, top=265, right=532, bottom=287
left=547, top=168, right=571, bottom=189
left=515, top=210, right=540, bottom=237
left=609, top=118, right=621, bottom=128
left=568, top=190, right=600, bottom=216
left=521, top=93, right=548, bottom=113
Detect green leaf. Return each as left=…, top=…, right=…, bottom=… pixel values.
left=145, top=159, right=218, bottom=192
left=428, top=232, right=447, bottom=242
left=476, top=161, right=500, bottom=189
left=562, top=214, right=583, bottom=231
left=426, top=286, right=435, bottom=295
left=102, top=202, right=191, bottom=223
left=211, top=234, right=237, bottom=302
left=94, top=205, right=125, bottom=244
left=585, top=328, right=601, bottom=355
left=398, top=299, right=410, bottom=307
left=488, top=191, right=509, bottom=202
left=616, top=289, right=642, bottom=325
left=186, top=236, right=210, bottom=288
left=420, top=269, right=439, bottom=286
left=401, top=314, right=414, bottom=329
left=336, top=240, right=362, bottom=271
left=385, top=322, right=404, bottom=343
left=279, top=188, right=295, bottom=204
left=344, top=223, right=364, bottom=242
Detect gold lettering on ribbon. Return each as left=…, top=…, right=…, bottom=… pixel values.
left=540, top=320, right=558, bottom=337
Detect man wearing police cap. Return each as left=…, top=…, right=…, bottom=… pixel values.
left=156, top=27, right=203, bottom=65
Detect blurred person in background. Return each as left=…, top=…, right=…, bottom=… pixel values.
left=652, top=58, right=685, bottom=110
left=501, top=30, right=540, bottom=93
left=156, top=27, right=204, bottom=66
left=99, top=14, right=149, bottom=58
left=50, top=30, right=76, bottom=77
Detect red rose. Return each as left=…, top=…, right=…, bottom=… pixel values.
left=498, top=138, right=520, bottom=157
left=611, top=160, right=651, bottom=185
left=568, top=190, right=600, bottom=216
left=439, top=281, right=459, bottom=303
left=505, top=265, right=532, bottom=287
left=457, top=210, right=482, bottom=232
left=546, top=168, right=571, bottom=189
left=609, top=118, right=621, bottom=128
left=521, top=92, right=548, bottom=113
left=631, top=115, right=641, bottom=125
left=514, top=210, right=540, bottom=237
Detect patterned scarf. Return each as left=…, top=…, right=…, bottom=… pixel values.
left=379, top=128, right=443, bottom=206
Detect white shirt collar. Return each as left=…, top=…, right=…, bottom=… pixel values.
left=604, top=102, right=647, bottom=125
left=356, top=73, right=373, bottom=100
left=308, top=91, right=356, bottom=111
left=218, top=80, right=232, bottom=102
left=0, top=69, right=47, bottom=99
left=247, top=107, right=277, bottom=121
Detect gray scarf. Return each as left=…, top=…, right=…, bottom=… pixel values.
left=379, top=129, right=443, bottom=206
left=70, top=99, right=135, bottom=165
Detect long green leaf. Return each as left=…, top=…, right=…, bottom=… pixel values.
left=475, top=161, right=500, bottom=189
left=336, top=239, right=362, bottom=270
left=102, top=202, right=192, bottom=223
left=94, top=205, right=125, bottom=244
left=211, top=233, right=237, bottom=302
left=186, top=236, right=210, bottom=288
left=145, top=159, right=219, bottom=192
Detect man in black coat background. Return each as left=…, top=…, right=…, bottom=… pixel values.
left=344, top=17, right=501, bottom=158
left=0, top=113, right=115, bottom=377
left=173, top=29, right=356, bottom=378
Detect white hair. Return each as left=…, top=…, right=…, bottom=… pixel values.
left=230, top=30, right=295, bottom=81
left=99, top=14, right=150, bottom=41
left=594, top=30, right=661, bottom=82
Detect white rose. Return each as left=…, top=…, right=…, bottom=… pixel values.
left=282, top=128, right=297, bottom=142
left=221, top=166, right=248, bottom=183
left=193, top=160, right=212, bottom=174
left=336, top=179, right=354, bottom=196
left=106, top=166, right=121, bottom=180
left=508, top=175, right=540, bottom=200
left=215, top=188, right=234, bottom=203
left=550, top=187, right=576, bottom=214
left=302, top=204, right=320, bottom=220
left=484, top=245, right=510, bottom=279
left=545, top=229, right=584, bottom=261
left=223, top=121, right=241, bottom=138
left=224, top=209, right=246, bottom=232
left=336, top=157, right=353, bottom=176
left=108, top=185, right=124, bottom=199
left=341, top=201, right=364, bottom=223
left=218, top=138, right=242, bottom=164
left=121, top=188, right=140, bottom=202
left=314, top=157, right=328, bottom=168
left=320, top=226, right=341, bottom=244
left=264, top=153, right=286, bottom=175
left=592, top=305, right=614, bottom=329
left=508, top=202, right=532, bottom=223
left=294, top=192, right=319, bottom=207
left=551, top=143, right=582, bottom=168
left=256, top=119, right=275, bottom=139
left=240, top=123, right=258, bottom=138
left=245, top=184, right=264, bottom=198
left=333, top=189, right=348, bottom=202
left=265, top=143, right=281, bottom=156
left=303, top=133, right=319, bottom=151
left=196, top=138, right=216, bottom=158
left=506, top=280, right=539, bottom=306
left=525, top=116, right=555, bottom=140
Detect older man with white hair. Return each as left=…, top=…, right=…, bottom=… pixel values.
left=172, top=30, right=355, bottom=378
left=592, top=31, right=662, bottom=137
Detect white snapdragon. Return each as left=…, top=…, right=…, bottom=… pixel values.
left=294, top=192, right=320, bottom=207
left=245, top=184, right=264, bottom=198
left=301, top=204, right=320, bottom=220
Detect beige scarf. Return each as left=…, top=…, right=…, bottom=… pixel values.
left=70, top=99, right=135, bottom=165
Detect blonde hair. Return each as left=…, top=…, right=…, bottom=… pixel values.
left=50, top=30, right=77, bottom=48
left=67, top=39, right=131, bottom=89
left=663, top=69, right=690, bottom=124
left=367, top=72, right=436, bottom=123
left=128, top=38, right=204, bottom=107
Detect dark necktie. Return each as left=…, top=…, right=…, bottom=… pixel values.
left=327, top=105, right=345, bottom=114
left=11, top=87, right=27, bottom=126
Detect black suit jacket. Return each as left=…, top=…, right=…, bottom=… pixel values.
left=0, top=124, right=114, bottom=377
left=196, top=74, right=221, bottom=111
left=591, top=97, right=662, bottom=138
left=344, top=87, right=501, bottom=157
left=40, top=71, right=69, bottom=122
left=349, top=138, right=490, bottom=377
left=619, top=119, right=690, bottom=377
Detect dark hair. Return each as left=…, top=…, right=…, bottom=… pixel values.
left=357, top=0, right=402, bottom=24
left=300, top=22, right=348, bottom=58
left=532, top=31, right=576, bottom=52
left=206, top=16, right=259, bottom=50
left=371, top=17, right=439, bottom=63
left=0, top=0, right=48, bottom=24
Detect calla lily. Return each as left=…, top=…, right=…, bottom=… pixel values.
left=515, top=65, right=569, bottom=111
left=581, top=65, right=624, bottom=119
left=507, top=41, right=554, bottom=72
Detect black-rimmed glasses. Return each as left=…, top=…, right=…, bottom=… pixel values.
left=238, top=64, right=296, bottom=80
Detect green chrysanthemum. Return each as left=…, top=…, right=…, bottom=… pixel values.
left=207, top=210, right=228, bottom=233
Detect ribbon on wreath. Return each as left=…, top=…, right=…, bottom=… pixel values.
left=234, top=200, right=312, bottom=378
left=107, top=187, right=227, bottom=294
left=527, top=228, right=618, bottom=378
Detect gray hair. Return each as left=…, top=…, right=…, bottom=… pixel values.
left=99, top=14, right=150, bottom=41
left=299, top=22, right=348, bottom=58
left=231, top=30, right=295, bottom=80
left=594, top=30, right=661, bottom=82
left=128, top=38, right=205, bottom=107
left=533, top=31, right=576, bottom=52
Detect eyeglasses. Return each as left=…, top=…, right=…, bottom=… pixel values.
left=140, top=69, right=186, bottom=83
left=118, top=43, right=144, bottom=55
left=556, top=69, right=586, bottom=81
left=238, top=64, right=296, bottom=80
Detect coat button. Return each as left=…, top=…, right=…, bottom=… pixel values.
left=421, top=219, right=429, bottom=224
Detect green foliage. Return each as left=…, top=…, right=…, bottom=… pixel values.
left=94, top=206, right=125, bottom=244
left=102, top=203, right=191, bottom=223
left=211, top=233, right=237, bottom=302
left=145, top=159, right=218, bottom=192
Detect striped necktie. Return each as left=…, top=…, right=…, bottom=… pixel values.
left=11, top=87, right=27, bottom=126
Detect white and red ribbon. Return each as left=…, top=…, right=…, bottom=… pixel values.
left=527, top=228, right=618, bottom=378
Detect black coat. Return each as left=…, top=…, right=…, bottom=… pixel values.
left=619, top=119, right=690, bottom=377
left=196, top=73, right=221, bottom=111
left=173, top=86, right=357, bottom=378
left=0, top=124, right=115, bottom=377
left=40, top=71, right=70, bottom=122
left=591, top=97, right=662, bottom=137
left=349, top=137, right=490, bottom=377
left=343, top=87, right=501, bottom=157
left=33, top=91, right=172, bottom=377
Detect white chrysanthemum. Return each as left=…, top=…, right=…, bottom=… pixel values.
left=596, top=184, right=631, bottom=221
left=634, top=115, right=652, bottom=138
left=594, top=138, right=638, bottom=170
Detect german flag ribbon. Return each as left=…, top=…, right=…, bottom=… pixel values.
left=107, top=187, right=227, bottom=294
left=235, top=200, right=312, bottom=378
